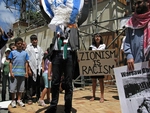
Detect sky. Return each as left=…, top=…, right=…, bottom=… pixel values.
left=0, top=1, right=19, bottom=32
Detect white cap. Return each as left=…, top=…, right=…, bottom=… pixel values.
left=5, top=48, right=11, bottom=52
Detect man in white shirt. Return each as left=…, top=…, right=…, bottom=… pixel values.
left=25, top=35, right=44, bottom=102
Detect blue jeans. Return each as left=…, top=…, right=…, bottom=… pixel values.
left=48, top=51, right=73, bottom=113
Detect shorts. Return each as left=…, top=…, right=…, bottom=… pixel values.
left=42, top=73, right=51, bottom=88
left=9, top=76, right=25, bottom=93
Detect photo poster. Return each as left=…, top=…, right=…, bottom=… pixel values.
left=77, top=49, right=116, bottom=76
left=114, top=61, right=150, bottom=113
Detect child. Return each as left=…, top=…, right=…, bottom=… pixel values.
left=9, top=42, right=16, bottom=51
left=38, top=50, right=52, bottom=106
left=1, top=48, right=11, bottom=101
left=9, top=37, right=29, bottom=108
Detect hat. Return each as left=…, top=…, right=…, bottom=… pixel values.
left=5, top=48, right=11, bottom=52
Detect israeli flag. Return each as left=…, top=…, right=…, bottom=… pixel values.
left=41, top=0, right=84, bottom=31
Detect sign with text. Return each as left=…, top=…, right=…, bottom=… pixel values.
left=77, top=49, right=116, bottom=76
left=114, top=61, right=150, bottom=113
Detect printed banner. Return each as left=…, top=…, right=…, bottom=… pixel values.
left=77, top=49, right=116, bottom=76
left=114, top=61, right=150, bottom=113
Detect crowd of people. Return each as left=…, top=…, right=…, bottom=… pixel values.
left=0, top=34, right=52, bottom=107
left=0, top=29, right=106, bottom=113
left=0, top=0, right=150, bottom=113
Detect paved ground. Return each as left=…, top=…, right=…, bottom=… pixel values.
left=5, top=85, right=121, bottom=113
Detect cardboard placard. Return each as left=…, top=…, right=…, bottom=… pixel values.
left=77, top=49, right=116, bottom=76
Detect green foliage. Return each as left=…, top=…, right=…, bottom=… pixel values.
left=20, top=10, right=45, bottom=27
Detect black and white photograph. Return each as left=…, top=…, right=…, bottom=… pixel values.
left=114, top=61, right=150, bottom=113
left=126, top=97, right=150, bottom=113
left=123, top=77, right=150, bottom=98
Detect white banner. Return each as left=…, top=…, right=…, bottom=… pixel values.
left=114, top=61, right=150, bottom=113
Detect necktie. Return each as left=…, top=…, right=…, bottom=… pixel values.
left=57, top=37, right=62, bottom=50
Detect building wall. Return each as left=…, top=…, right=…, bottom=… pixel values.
left=10, top=25, right=54, bottom=51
